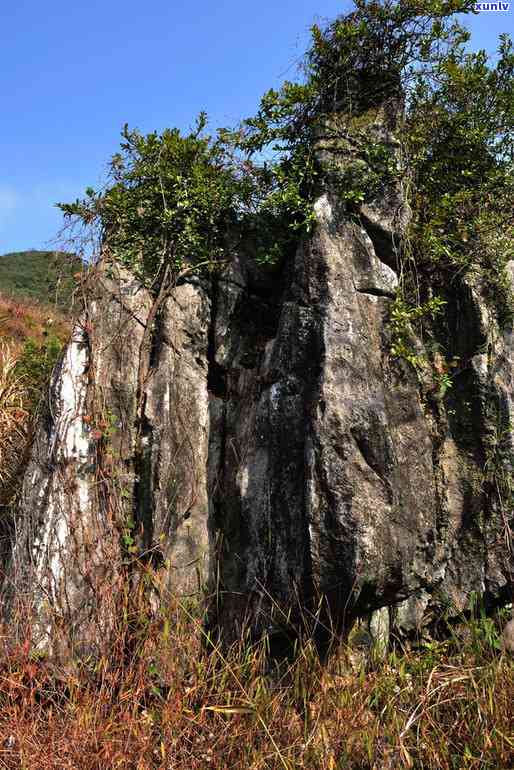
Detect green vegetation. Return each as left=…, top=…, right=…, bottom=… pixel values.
left=58, top=117, right=254, bottom=286
left=0, top=329, right=62, bottom=505
left=389, top=294, right=447, bottom=370
left=406, top=29, right=514, bottom=326
left=0, top=250, right=82, bottom=310
left=0, top=341, right=28, bottom=497
left=14, top=333, right=63, bottom=409
left=218, top=0, right=478, bottom=217
left=57, top=0, right=513, bottom=339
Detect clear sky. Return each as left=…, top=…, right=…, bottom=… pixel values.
left=0, top=1, right=512, bottom=254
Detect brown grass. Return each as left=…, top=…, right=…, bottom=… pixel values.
left=0, top=292, right=71, bottom=502
left=0, top=341, right=29, bottom=494
left=0, top=293, right=70, bottom=356
left=0, top=597, right=512, bottom=770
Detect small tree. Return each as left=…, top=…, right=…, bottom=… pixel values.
left=406, top=32, right=514, bottom=321
left=58, top=115, right=254, bottom=287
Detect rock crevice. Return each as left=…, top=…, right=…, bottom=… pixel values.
left=2, top=108, right=512, bottom=654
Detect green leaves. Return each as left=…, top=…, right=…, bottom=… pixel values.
left=15, top=333, right=63, bottom=408
left=58, top=120, right=247, bottom=287
left=389, top=294, right=447, bottom=370
left=58, top=1, right=512, bottom=301
left=405, top=31, right=514, bottom=322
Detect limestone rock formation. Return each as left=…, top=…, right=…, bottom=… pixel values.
left=2, top=105, right=512, bottom=654
left=208, top=105, right=513, bottom=644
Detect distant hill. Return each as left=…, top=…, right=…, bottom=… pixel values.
left=0, top=250, right=83, bottom=310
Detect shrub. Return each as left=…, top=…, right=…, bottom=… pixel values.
left=15, top=333, right=63, bottom=409
left=57, top=115, right=256, bottom=287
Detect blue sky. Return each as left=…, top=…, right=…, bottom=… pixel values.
left=0, top=1, right=512, bottom=254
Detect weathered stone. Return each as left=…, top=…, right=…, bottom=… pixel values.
left=369, top=606, right=390, bottom=657
left=2, top=104, right=512, bottom=656
left=1, top=264, right=211, bottom=654
left=141, top=281, right=211, bottom=596
left=209, top=189, right=442, bottom=645
left=207, top=107, right=512, bottom=646
left=502, top=617, right=514, bottom=654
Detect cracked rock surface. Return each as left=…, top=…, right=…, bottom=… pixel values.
left=2, top=105, right=512, bottom=653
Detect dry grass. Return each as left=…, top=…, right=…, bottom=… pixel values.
left=0, top=292, right=71, bottom=502
left=0, top=293, right=69, bottom=357
left=0, top=597, right=511, bottom=770
left=0, top=341, right=29, bottom=494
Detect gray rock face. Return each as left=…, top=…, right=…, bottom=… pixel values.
left=2, top=107, right=512, bottom=653
left=220, top=264, right=511, bottom=643
left=207, top=109, right=513, bottom=643
left=502, top=617, right=514, bottom=654
left=209, top=194, right=443, bottom=644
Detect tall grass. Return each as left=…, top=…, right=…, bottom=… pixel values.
left=0, top=340, right=29, bottom=497
left=0, top=592, right=512, bottom=770
left=0, top=293, right=70, bottom=504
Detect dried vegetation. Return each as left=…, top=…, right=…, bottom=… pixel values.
left=0, top=292, right=70, bottom=506
left=0, top=596, right=512, bottom=770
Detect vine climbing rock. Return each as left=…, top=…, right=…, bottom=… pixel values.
left=1, top=105, right=513, bottom=656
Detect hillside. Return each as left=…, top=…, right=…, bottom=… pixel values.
left=0, top=291, right=70, bottom=355
left=0, top=250, right=82, bottom=310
